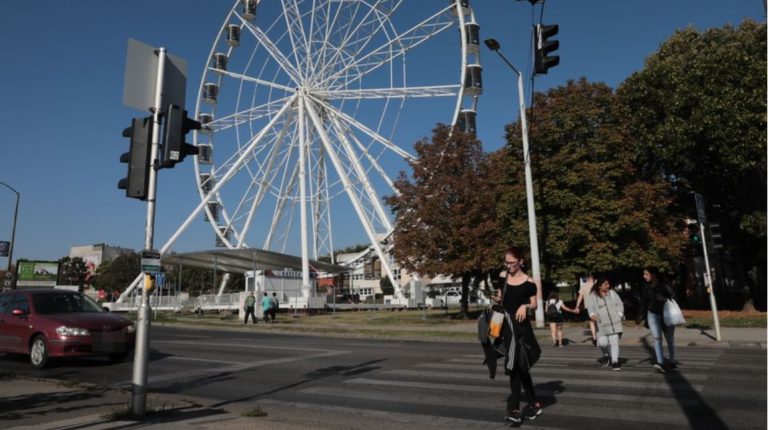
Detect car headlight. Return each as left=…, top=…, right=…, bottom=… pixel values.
left=124, top=324, right=136, bottom=333
left=56, top=326, right=90, bottom=336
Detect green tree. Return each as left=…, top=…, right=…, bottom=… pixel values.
left=618, top=20, right=767, bottom=307
left=494, top=79, right=686, bottom=283
left=91, top=252, right=140, bottom=294
left=385, top=125, right=498, bottom=316
left=57, top=256, right=89, bottom=287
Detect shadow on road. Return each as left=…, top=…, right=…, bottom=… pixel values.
left=639, top=336, right=727, bottom=429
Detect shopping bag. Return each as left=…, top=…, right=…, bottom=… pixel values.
left=663, top=299, right=686, bottom=326
left=489, top=310, right=505, bottom=340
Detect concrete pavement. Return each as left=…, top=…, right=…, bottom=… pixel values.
left=1, top=322, right=764, bottom=430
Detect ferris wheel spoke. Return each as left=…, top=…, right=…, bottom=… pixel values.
left=207, top=95, right=294, bottom=132
left=325, top=107, right=392, bottom=231
left=212, top=68, right=297, bottom=94
left=241, top=19, right=302, bottom=83
left=281, top=0, right=312, bottom=81
left=309, top=0, right=402, bottom=86
left=316, top=84, right=461, bottom=100
left=322, top=4, right=455, bottom=89
left=310, top=94, right=413, bottom=160
left=339, top=119, right=397, bottom=194
left=264, top=148, right=300, bottom=250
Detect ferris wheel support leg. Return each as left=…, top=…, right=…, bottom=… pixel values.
left=216, top=273, right=231, bottom=297
left=117, top=273, right=144, bottom=303
left=302, top=97, right=401, bottom=299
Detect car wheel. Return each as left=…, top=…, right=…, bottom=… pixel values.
left=30, top=335, right=49, bottom=369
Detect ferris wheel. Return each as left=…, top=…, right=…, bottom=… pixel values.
left=190, top=0, right=483, bottom=294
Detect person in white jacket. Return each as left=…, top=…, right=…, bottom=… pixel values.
left=587, top=276, right=625, bottom=370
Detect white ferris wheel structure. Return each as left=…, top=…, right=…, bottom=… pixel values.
left=121, top=0, right=484, bottom=301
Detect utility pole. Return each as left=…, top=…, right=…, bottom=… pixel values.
left=0, top=181, right=19, bottom=289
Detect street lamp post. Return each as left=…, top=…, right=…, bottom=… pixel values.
left=484, top=39, right=545, bottom=327
left=0, top=181, right=19, bottom=289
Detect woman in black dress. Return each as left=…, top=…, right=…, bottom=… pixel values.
left=493, top=246, right=542, bottom=424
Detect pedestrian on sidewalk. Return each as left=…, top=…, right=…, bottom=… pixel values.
left=243, top=292, right=257, bottom=324
left=546, top=291, right=578, bottom=347
left=270, top=292, right=279, bottom=322
left=588, top=276, right=625, bottom=370
left=575, top=274, right=598, bottom=346
left=636, top=266, right=677, bottom=373
left=262, top=292, right=272, bottom=323
left=493, top=246, right=543, bottom=426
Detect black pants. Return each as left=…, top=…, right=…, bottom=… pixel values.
left=244, top=307, right=256, bottom=324
left=507, top=366, right=535, bottom=413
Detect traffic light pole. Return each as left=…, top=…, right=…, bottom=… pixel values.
left=132, top=47, right=166, bottom=417
left=698, top=223, right=722, bottom=341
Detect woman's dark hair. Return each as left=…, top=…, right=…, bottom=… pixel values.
left=591, top=275, right=611, bottom=295
left=548, top=291, right=559, bottom=301
left=644, top=266, right=660, bottom=279
left=504, top=246, right=526, bottom=267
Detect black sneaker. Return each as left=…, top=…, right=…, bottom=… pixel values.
left=668, top=361, right=678, bottom=370
left=599, top=356, right=610, bottom=367
left=611, top=362, right=621, bottom=371
left=523, top=402, right=543, bottom=420
left=504, top=410, right=522, bottom=424
left=653, top=363, right=666, bottom=374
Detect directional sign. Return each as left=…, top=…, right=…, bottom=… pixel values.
left=155, top=272, right=165, bottom=288
left=140, top=250, right=161, bottom=273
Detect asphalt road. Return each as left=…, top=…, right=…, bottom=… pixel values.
left=2, top=325, right=765, bottom=429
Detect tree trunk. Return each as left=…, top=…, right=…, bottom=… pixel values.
left=459, top=274, right=470, bottom=318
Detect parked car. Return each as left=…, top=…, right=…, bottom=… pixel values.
left=0, top=289, right=136, bottom=368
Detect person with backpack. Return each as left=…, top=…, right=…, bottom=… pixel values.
left=588, top=276, right=625, bottom=370
left=269, top=292, right=279, bottom=322
left=546, top=291, right=578, bottom=347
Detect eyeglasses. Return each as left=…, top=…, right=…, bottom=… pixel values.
left=504, top=260, right=520, bottom=266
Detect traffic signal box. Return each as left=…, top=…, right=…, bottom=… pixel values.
left=160, top=105, right=201, bottom=169
left=118, top=116, right=153, bottom=200
left=534, top=24, right=560, bottom=75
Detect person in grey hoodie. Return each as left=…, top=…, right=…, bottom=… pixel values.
left=588, top=276, right=624, bottom=370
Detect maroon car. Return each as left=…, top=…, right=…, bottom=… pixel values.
left=0, top=289, right=136, bottom=368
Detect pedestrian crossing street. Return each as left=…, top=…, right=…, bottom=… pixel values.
left=263, top=345, right=766, bottom=429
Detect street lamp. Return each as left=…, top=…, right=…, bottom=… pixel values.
left=484, top=38, right=544, bottom=327
left=0, top=181, right=20, bottom=289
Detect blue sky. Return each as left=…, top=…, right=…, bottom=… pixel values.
left=0, top=0, right=763, bottom=265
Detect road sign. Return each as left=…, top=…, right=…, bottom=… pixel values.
left=155, top=272, right=165, bottom=288
left=123, top=38, right=188, bottom=112
left=140, top=250, right=161, bottom=273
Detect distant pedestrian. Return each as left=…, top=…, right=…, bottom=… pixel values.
left=492, top=246, right=543, bottom=425
left=243, top=292, right=257, bottom=324
left=546, top=291, right=578, bottom=347
left=270, top=292, right=279, bottom=322
left=261, top=292, right=272, bottom=323
left=575, top=274, right=597, bottom=345
left=588, top=276, right=625, bottom=370
left=636, top=266, right=677, bottom=373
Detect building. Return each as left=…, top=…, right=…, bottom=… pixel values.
left=69, top=243, right=134, bottom=278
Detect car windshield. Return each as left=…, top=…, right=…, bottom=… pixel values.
left=32, top=292, right=103, bottom=314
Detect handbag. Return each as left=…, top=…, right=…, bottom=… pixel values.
left=663, top=299, right=686, bottom=326
left=517, top=324, right=541, bottom=370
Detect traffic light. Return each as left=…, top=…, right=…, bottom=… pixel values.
left=118, top=116, right=153, bottom=200
left=160, top=105, right=201, bottom=168
left=534, top=24, right=559, bottom=75
left=709, top=223, right=723, bottom=250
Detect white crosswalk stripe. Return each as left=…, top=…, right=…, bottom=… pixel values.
left=263, top=345, right=761, bottom=429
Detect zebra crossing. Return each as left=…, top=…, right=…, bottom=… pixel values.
left=265, top=345, right=766, bottom=429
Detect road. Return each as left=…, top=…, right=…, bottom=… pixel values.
left=2, top=325, right=765, bottom=429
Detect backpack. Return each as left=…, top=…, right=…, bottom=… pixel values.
left=546, top=301, right=559, bottom=319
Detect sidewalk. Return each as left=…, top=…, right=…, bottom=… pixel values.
left=1, top=323, right=764, bottom=430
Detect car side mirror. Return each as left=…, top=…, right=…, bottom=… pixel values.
left=12, top=309, right=26, bottom=316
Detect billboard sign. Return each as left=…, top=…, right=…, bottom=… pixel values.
left=0, top=241, right=9, bottom=257
left=16, top=260, right=59, bottom=288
